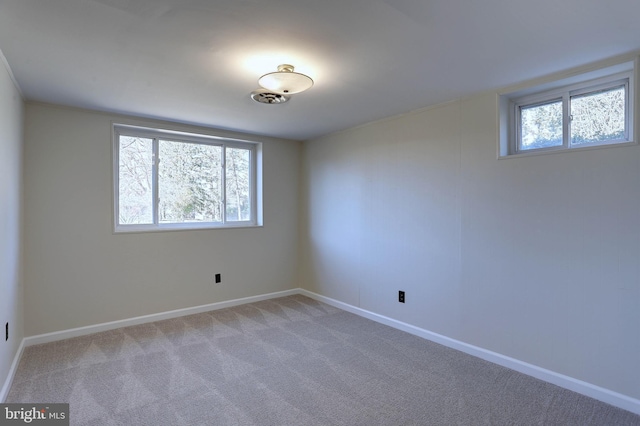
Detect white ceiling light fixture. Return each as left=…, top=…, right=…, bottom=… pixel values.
left=258, top=64, right=314, bottom=95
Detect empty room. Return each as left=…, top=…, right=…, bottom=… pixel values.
left=1, top=0, right=640, bottom=424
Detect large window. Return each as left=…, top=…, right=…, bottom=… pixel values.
left=499, top=59, right=636, bottom=157
left=114, top=124, right=260, bottom=232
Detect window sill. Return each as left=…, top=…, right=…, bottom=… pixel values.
left=114, top=222, right=262, bottom=234
left=497, top=140, right=637, bottom=160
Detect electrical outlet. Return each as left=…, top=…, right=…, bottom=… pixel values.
left=398, top=291, right=405, bottom=303
left=5, top=322, right=8, bottom=341
left=215, top=273, right=221, bottom=284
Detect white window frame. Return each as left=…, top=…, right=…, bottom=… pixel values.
left=113, top=123, right=261, bottom=233
left=498, top=57, right=638, bottom=158
left=511, top=72, right=633, bottom=154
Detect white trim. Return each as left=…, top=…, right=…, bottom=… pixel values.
left=113, top=123, right=263, bottom=146
left=0, top=48, right=23, bottom=99
left=298, top=289, right=640, bottom=416
left=24, top=289, right=297, bottom=346
left=1, top=339, right=25, bottom=402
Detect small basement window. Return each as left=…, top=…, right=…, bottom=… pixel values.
left=499, top=59, right=637, bottom=157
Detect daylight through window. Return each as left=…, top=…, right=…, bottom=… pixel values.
left=114, top=125, right=259, bottom=232
left=515, top=75, right=631, bottom=153
left=499, top=60, right=636, bottom=158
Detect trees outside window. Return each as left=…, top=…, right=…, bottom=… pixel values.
left=115, top=125, right=258, bottom=232
left=512, top=72, right=632, bottom=155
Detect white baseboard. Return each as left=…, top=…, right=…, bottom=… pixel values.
left=24, top=289, right=298, bottom=347
left=1, top=339, right=25, bottom=402
left=298, top=289, right=640, bottom=416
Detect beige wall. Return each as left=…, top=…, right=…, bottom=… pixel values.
left=0, top=53, right=23, bottom=398
left=301, top=92, right=640, bottom=400
left=23, top=103, right=301, bottom=335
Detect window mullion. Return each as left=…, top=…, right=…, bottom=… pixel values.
left=152, top=138, right=159, bottom=226
left=221, top=145, right=226, bottom=224
left=563, top=93, right=571, bottom=148
left=250, top=147, right=256, bottom=224
left=624, top=79, right=631, bottom=141
left=513, top=103, right=521, bottom=153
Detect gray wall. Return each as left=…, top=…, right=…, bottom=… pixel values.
left=300, top=92, right=640, bottom=400
left=23, top=103, right=301, bottom=335
left=0, top=54, right=24, bottom=397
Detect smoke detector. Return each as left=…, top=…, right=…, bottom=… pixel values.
left=250, top=89, right=290, bottom=104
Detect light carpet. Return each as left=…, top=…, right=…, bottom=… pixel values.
left=7, top=295, right=640, bottom=425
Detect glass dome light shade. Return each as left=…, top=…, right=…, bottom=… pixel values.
left=258, top=64, right=314, bottom=95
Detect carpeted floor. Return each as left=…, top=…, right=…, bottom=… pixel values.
left=6, top=295, right=640, bottom=425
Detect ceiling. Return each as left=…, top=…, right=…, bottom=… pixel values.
left=1, top=0, right=640, bottom=141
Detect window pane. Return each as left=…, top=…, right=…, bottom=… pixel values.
left=520, top=100, right=563, bottom=150
left=118, top=136, right=153, bottom=224
left=225, top=147, right=251, bottom=221
left=159, top=140, right=222, bottom=223
left=570, top=86, right=626, bottom=146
